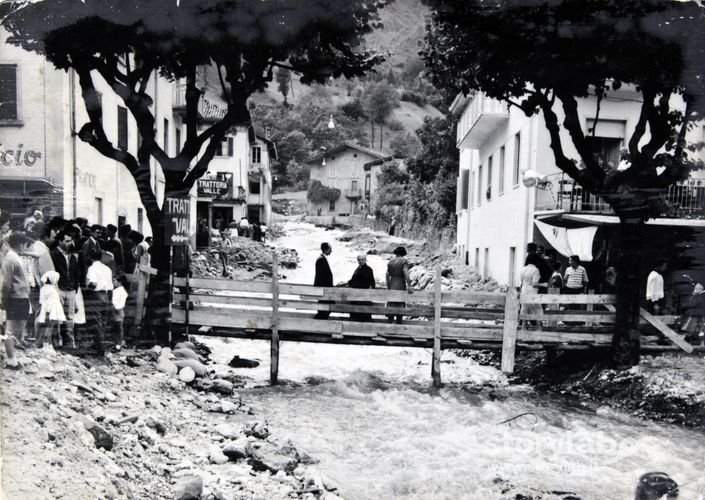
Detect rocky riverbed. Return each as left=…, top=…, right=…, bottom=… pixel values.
left=0, top=344, right=342, bottom=500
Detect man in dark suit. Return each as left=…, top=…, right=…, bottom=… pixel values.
left=313, top=242, right=333, bottom=319
left=348, top=254, right=375, bottom=321
left=80, top=224, right=102, bottom=282
left=51, top=231, right=80, bottom=348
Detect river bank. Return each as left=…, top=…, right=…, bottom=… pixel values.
left=0, top=344, right=342, bottom=499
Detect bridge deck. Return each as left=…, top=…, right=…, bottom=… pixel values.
left=169, top=258, right=699, bottom=386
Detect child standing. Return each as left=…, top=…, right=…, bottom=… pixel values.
left=111, top=276, right=129, bottom=349
left=36, top=271, right=65, bottom=349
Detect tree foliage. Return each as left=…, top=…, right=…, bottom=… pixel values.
left=1, top=0, right=390, bottom=230
left=406, top=116, right=458, bottom=183
left=307, top=180, right=341, bottom=203
left=422, top=0, right=705, bottom=220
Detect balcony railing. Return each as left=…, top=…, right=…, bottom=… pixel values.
left=344, top=188, right=363, bottom=199
left=535, top=173, right=705, bottom=218
left=172, top=83, right=227, bottom=122
left=456, top=92, right=509, bottom=148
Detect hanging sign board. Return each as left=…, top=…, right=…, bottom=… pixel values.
left=164, top=195, right=190, bottom=246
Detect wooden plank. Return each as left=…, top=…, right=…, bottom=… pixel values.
left=520, top=313, right=616, bottom=323
left=174, top=294, right=272, bottom=308
left=517, top=330, right=613, bottom=343
left=271, top=254, right=280, bottom=385
left=133, top=254, right=150, bottom=330
left=501, top=288, right=520, bottom=373
left=639, top=308, right=694, bottom=354
left=520, top=294, right=616, bottom=305
left=286, top=284, right=435, bottom=303
left=174, top=277, right=272, bottom=293
left=441, top=290, right=506, bottom=304
left=432, top=265, right=442, bottom=388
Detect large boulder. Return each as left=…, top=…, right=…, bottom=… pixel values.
left=86, top=424, right=113, bottom=451
left=248, top=444, right=298, bottom=474
left=228, top=356, right=260, bottom=368
left=173, top=358, right=207, bottom=377
left=222, top=438, right=251, bottom=460
left=211, top=379, right=234, bottom=395
left=173, top=475, right=203, bottom=500
left=157, top=358, right=178, bottom=376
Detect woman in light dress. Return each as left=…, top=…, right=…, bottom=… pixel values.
left=520, top=258, right=543, bottom=329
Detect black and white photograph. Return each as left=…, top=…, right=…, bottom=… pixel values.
left=1, top=0, right=704, bottom=498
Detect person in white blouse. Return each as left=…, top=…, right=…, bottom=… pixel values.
left=646, top=259, right=668, bottom=315
left=85, top=249, right=114, bottom=353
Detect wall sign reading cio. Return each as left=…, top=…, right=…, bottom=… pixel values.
left=0, top=144, right=43, bottom=167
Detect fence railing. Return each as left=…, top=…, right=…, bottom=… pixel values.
left=169, top=261, right=694, bottom=387
left=536, top=173, right=705, bottom=217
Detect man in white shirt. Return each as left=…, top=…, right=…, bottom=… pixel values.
left=646, top=260, right=668, bottom=315
left=85, top=249, right=114, bottom=353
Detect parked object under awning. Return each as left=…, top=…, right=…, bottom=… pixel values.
left=562, top=213, right=705, bottom=227
left=534, top=219, right=598, bottom=262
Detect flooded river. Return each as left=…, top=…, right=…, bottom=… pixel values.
left=202, top=221, right=705, bottom=499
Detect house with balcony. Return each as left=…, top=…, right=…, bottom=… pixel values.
left=452, top=90, right=705, bottom=288
left=305, top=142, right=391, bottom=218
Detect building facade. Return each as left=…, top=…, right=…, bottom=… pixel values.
left=193, top=129, right=275, bottom=247
left=452, top=90, right=705, bottom=287
left=305, top=142, right=390, bottom=217
left=1, top=28, right=273, bottom=245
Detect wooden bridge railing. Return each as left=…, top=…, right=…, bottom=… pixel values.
left=169, top=262, right=695, bottom=386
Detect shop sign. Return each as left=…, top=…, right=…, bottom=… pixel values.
left=164, top=195, right=190, bottom=245
left=197, top=172, right=233, bottom=200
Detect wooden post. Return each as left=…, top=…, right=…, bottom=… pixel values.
left=501, top=287, right=520, bottom=373
left=431, top=264, right=442, bottom=387
left=134, top=254, right=150, bottom=333
left=270, top=254, right=280, bottom=385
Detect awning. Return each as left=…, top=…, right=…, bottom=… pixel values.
left=534, top=219, right=598, bottom=262
left=563, top=214, right=705, bottom=227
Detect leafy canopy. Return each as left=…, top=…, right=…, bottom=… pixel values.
left=1, top=0, right=391, bottom=221
left=422, top=0, right=705, bottom=218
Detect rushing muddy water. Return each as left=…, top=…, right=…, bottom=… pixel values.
left=202, top=221, right=705, bottom=499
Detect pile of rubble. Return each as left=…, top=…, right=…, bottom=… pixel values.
left=2, top=344, right=342, bottom=499
left=190, top=237, right=299, bottom=280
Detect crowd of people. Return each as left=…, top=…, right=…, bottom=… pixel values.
left=0, top=207, right=151, bottom=368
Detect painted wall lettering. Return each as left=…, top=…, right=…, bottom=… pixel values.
left=0, top=144, right=43, bottom=167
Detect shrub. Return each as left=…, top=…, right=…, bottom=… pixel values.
left=307, top=180, right=341, bottom=203
left=386, top=118, right=404, bottom=132
left=400, top=90, right=426, bottom=107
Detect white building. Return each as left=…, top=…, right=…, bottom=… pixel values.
left=305, top=142, right=391, bottom=217
left=452, top=90, right=705, bottom=287
left=192, top=127, right=275, bottom=247
left=0, top=27, right=273, bottom=245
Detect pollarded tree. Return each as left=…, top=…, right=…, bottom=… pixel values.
left=422, top=0, right=705, bottom=366
left=1, top=0, right=390, bottom=339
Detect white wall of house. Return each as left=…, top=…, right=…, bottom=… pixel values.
left=453, top=89, right=705, bottom=286
left=308, top=147, right=379, bottom=216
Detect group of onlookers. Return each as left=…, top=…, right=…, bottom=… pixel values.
left=0, top=207, right=150, bottom=368
left=312, top=242, right=413, bottom=323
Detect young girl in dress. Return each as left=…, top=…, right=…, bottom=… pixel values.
left=36, top=271, right=65, bottom=349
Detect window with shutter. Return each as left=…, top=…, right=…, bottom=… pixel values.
left=117, top=106, right=128, bottom=151
left=0, top=64, right=18, bottom=121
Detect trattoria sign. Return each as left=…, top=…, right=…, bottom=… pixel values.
left=164, top=196, right=190, bottom=246
left=197, top=178, right=229, bottom=197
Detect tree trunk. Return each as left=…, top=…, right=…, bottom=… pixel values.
left=370, top=121, right=374, bottom=148
left=610, top=218, right=644, bottom=368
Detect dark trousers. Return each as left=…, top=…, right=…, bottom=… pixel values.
left=314, top=300, right=334, bottom=319
left=647, top=299, right=665, bottom=315
left=85, top=290, right=110, bottom=351
left=350, top=301, right=372, bottom=322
